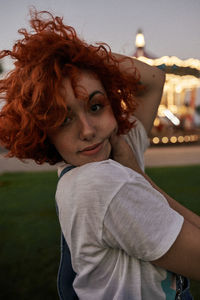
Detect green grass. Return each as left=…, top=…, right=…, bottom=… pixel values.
left=146, top=165, right=200, bottom=215
left=0, top=171, right=59, bottom=299
left=0, top=165, right=199, bottom=299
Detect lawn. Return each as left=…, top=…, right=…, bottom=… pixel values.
left=0, top=165, right=199, bottom=299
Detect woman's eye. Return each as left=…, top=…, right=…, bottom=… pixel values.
left=62, top=116, right=72, bottom=126
left=90, top=104, right=103, bottom=112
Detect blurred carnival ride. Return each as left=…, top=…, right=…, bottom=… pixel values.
left=133, top=30, right=200, bottom=146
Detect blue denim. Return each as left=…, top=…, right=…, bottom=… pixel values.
left=57, top=232, right=78, bottom=300
left=57, top=165, right=78, bottom=300
left=175, top=275, right=193, bottom=300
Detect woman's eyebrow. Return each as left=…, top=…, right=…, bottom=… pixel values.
left=88, top=90, right=104, bottom=101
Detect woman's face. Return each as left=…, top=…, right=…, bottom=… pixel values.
left=48, top=70, right=118, bottom=166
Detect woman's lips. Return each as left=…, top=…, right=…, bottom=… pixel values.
left=79, top=142, right=103, bottom=156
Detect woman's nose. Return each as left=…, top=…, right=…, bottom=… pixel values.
left=79, top=115, right=96, bottom=141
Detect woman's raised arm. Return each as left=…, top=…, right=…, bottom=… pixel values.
left=110, top=133, right=200, bottom=281
left=113, top=53, right=165, bottom=135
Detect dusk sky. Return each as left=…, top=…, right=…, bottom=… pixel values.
left=0, top=0, right=200, bottom=71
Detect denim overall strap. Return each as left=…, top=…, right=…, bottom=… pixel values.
left=59, top=165, right=76, bottom=180
left=57, top=165, right=78, bottom=300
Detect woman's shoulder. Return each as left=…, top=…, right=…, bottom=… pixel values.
left=72, top=159, right=130, bottom=184
left=58, top=159, right=138, bottom=195
left=56, top=160, right=136, bottom=221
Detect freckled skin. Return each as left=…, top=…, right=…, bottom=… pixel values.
left=48, top=70, right=118, bottom=166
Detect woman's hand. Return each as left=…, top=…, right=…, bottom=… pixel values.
left=110, top=133, right=142, bottom=174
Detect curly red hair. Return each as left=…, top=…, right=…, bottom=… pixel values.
left=0, top=9, right=143, bottom=165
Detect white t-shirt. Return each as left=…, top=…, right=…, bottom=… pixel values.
left=56, top=119, right=184, bottom=300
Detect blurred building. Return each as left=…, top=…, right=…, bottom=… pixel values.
left=133, top=30, right=200, bottom=146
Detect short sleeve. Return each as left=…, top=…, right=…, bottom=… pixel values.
left=124, top=117, right=150, bottom=171
left=103, top=173, right=184, bottom=261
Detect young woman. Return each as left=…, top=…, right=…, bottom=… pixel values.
left=0, top=9, right=199, bottom=300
